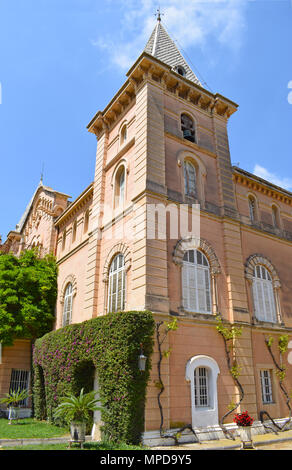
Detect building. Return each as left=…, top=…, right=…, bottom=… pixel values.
left=1, top=17, right=292, bottom=443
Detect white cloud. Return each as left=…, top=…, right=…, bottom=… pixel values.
left=253, top=164, right=292, bottom=191
left=93, top=0, right=248, bottom=71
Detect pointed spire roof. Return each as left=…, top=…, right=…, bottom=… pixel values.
left=144, top=20, right=201, bottom=86
left=15, top=179, right=70, bottom=234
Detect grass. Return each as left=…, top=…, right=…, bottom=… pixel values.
left=0, top=418, right=147, bottom=450
left=0, top=418, right=69, bottom=439
left=2, top=441, right=146, bottom=451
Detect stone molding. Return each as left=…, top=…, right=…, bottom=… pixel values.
left=102, top=242, right=132, bottom=283
left=173, top=236, right=221, bottom=275
left=60, top=274, right=78, bottom=304
left=245, top=254, right=281, bottom=288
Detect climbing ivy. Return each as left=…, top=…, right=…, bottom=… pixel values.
left=260, top=334, right=292, bottom=432
left=154, top=318, right=198, bottom=445
left=33, top=311, right=155, bottom=445
left=215, top=315, right=244, bottom=440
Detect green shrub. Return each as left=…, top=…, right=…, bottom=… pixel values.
left=33, top=311, right=154, bottom=444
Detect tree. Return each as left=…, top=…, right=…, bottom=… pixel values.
left=0, top=250, right=58, bottom=346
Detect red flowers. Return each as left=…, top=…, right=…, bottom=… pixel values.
left=233, top=411, right=254, bottom=427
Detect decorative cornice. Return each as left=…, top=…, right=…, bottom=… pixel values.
left=233, top=167, right=292, bottom=206
left=87, top=53, right=238, bottom=139
left=55, top=184, right=93, bottom=228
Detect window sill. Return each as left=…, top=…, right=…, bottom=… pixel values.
left=178, top=308, right=217, bottom=321
left=252, top=317, right=285, bottom=328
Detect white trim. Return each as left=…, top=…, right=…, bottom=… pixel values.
left=142, top=418, right=292, bottom=447
left=186, top=355, right=220, bottom=429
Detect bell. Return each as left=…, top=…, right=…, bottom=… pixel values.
left=183, top=129, right=192, bottom=138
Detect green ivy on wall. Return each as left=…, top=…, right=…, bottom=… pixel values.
left=33, top=311, right=155, bottom=444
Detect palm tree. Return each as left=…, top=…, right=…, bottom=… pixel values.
left=0, top=388, right=30, bottom=424
left=54, top=388, right=102, bottom=444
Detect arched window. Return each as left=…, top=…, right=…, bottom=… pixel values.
left=176, top=65, right=186, bottom=77
left=182, top=250, right=211, bottom=314
left=272, top=205, right=280, bottom=228
left=63, top=283, right=73, bottom=326
left=181, top=114, right=195, bottom=143
left=72, top=220, right=77, bottom=243
left=62, top=230, right=66, bottom=251
left=248, top=196, right=257, bottom=223
left=108, top=254, right=125, bottom=313
left=252, top=265, right=277, bottom=323
left=184, top=161, right=197, bottom=198
left=114, top=166, right=125, bottom=208
left=84, top=210, right=89, bottom=234
left=120, top=124, right=127, bottom=145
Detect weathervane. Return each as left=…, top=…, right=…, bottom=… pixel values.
left=40, top=162, right=44, bottom=185
left=155, top=7, right=164, bottom=22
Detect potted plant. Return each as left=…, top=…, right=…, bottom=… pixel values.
left=233, top=411, right=254, bottom=449
left=0, top=388, right=30, bottom=424
left=54, top=388, right=102, bottom=447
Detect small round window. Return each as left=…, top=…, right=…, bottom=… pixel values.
left=176, top=66, right=186, bottom=77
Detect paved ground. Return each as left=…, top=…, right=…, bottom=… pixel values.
left=152, top=429, right=292, bottom=451
left=259, top=441, right=292, bottom=450
left=1, top=429, right=292, bottom=450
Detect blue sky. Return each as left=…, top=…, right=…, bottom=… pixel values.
left=0, top=0, right=291, bottom=239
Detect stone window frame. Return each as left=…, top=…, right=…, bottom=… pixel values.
left=245, top=254, right=283, bottom=325
left=260, top=369, right=274, bottom=405
left=60, top=274, right=78, bottom=304
left=111, top=159, right=128, bottom=210
left=271, top=203, right=282, bottom=230
left=60, top=274, right=77, bottom=327
left=103, top=243, right=132, bottom=313
left=247, top=192, right=259, bottom=224
left=119, top=120, right=128, bottom=148
left=174, top=65, right=186, bottom=77
left=173, top=237, right=221, bottom=317
left=180, top=111, right=197, bottom=144
left=177, top=150, right=207, bottom=207
left=72, top=219, right=77, bottom=244
left=84, top=209, right=90, bottom=234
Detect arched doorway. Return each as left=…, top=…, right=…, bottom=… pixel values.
left=186, top=355, right=220, bottom=428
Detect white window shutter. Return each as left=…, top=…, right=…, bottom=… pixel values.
left=253, top=279, right=264, bottom=321
left=182, top=265, right=189, bottom=310
left=197, top=266, right=207, bottom=312
left=182, top=251, right=212, bottom=314
left=188, top=265, right=197, bottom=311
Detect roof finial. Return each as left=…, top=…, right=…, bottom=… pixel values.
left=155, top=7, right=163, bottom=22
left=40, top=162, right=44, bottom=185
